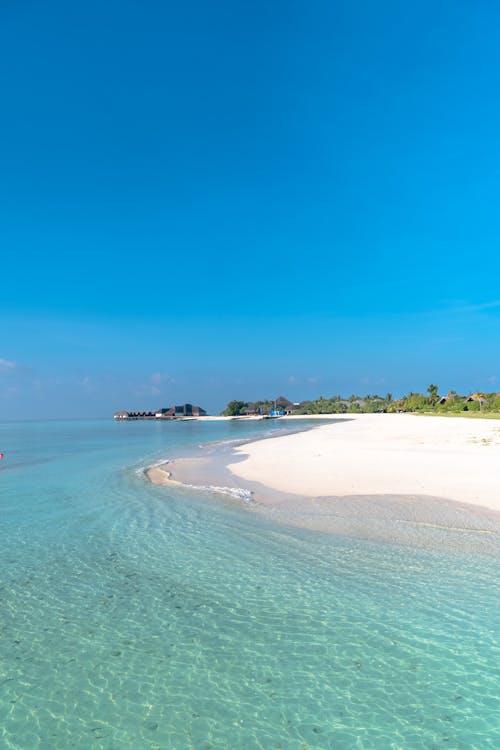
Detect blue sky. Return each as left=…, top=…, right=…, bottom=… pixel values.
left=2, top=0, right=500, bottom=419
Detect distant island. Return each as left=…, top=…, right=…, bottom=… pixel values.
left=221, top=386, right=500, bottom=416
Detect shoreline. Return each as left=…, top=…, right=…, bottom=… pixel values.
left=228, top=413, right=500, bottom=512
left=146, top=414, right=500, bottom=553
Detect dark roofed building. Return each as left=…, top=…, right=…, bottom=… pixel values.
left=160, top=404, right=207, bottom=417
left=466, top=393, right=487, bottom=407
left=437, top=391, right=459, bottom=405
left=275, top=396, right=293, bottom=411
left=114, top=404, right=207, bottom=420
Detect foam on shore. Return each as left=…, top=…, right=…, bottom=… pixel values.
left=146, top=463, right=254, bottom=503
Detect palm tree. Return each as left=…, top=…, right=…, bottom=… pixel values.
left=427, top=384, right=439, bottom=404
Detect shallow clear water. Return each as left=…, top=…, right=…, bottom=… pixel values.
left=0, top=419, right=498, bottom=749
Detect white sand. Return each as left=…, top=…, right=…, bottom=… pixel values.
left=226, top=414, right=500, bottom=513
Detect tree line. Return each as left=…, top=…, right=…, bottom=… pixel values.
left=222, top=386, right=500, bottom=416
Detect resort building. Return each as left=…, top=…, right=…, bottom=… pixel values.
left=114, top=410, right=157, bottom=420
left=114, top=404, right=207, bottom=420
left=157, top=404, right=207, bottom=418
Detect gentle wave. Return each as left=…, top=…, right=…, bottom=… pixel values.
left=183, top=482, right=254, bottom=503
left=137, top=459, right=254, bottom=503
left=134, top=458, right=172, bottom=476
left=196, top=424, right=313, bottom=451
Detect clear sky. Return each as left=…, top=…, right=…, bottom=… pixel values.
left=2, top=0, right=500, bottom=419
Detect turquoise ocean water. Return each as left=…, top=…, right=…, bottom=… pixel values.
left=0, top=418, right=498, bottom=750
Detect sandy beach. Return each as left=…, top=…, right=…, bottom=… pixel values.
left=148, top=413, right=500, bottom=548
left=227, top=414, right=500, bottom=513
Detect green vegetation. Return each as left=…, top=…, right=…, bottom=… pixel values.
left=222, top=393, right=394, bottom=416
left=221, top=386, right=500, bottom=417
left=222, top=400, right=248, bottom=416
left=292, top=393, right=392, bottom=415
left=389, top=387, right=497, bottom=414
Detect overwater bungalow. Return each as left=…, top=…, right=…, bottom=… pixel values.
left=114, top=404, right=207, bottom=420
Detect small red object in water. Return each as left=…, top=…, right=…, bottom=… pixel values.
left=0, top=453, right=3, bottom=459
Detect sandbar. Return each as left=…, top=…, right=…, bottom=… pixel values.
left=228, top=413, right=500, bottom=513
left=147, top=414, right=500, bottom=551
